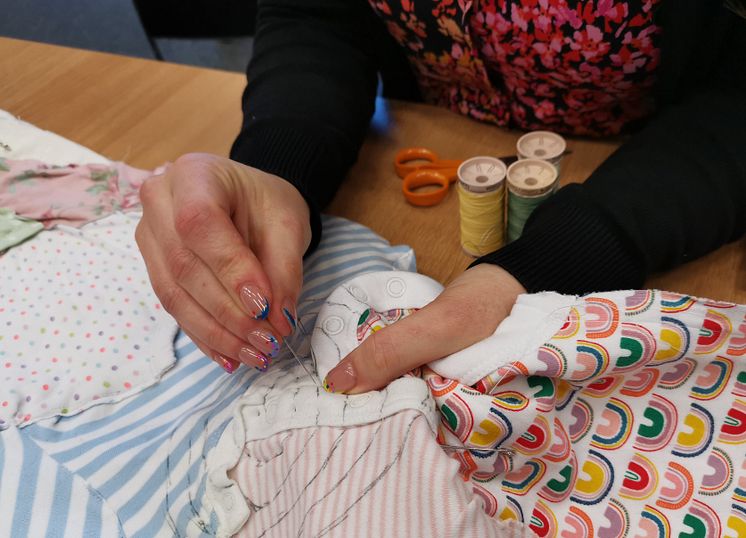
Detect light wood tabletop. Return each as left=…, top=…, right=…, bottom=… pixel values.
left=1, top=37, right=743, bottom=302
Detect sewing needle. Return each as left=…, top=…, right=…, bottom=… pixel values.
left=284, top=338, right=320, bottom=387
left=439, top=445, right=514, bottom=454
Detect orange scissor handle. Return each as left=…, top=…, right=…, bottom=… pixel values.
left=395, top=147, right=462, bottom=179
left=402, top=169, right=450, bottom=207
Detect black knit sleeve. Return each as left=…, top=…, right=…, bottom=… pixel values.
left=473, top=11, right=746, bottom=295
left=230, top=0, right=384, bottom=253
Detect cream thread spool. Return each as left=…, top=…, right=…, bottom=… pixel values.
left=457, top=156, right=507, bottom=257
left=506, top=158, right=558, bottom=242
left=516, top=130, right=566, bottom=177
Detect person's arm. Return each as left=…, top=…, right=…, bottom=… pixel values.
left=473, top=10, right=746, bottom=294
left=230, top=0, right=385, bottom=252
left=322, top=6, right=746, bottom=395
left=138, top=1, right=389, bottom=373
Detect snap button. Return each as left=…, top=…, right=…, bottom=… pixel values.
left=386, top=277, right=406, bottom=298
left=348, top=285, right=368, bottom=303
left=323, top=316, right=344, bottom=335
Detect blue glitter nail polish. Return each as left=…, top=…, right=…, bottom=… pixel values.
left=240, top=285, right=270, bottom=320
left=267, top=335, right=280, bottom=357
left=256, top=300, right=270, bottom=321
left=282, top=307, right=297, bottom=330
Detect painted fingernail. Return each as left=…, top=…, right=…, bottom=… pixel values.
left=282, top=305, right=297, bottom=332
left=323, top=362, right=357, bottom=394
left=215, top=354, right=239, bottom=374
left=240, top=284, right=270, bottom=320
left=255, top=355, right=270, bottom=372
left=239, top=346, right=270, bottom=370
left=247, top=330, right=280, bottom=358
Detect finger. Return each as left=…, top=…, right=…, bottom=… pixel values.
left=253, top=213, right=306, bottom=337
left=166, top=227, right=284, bottom=354
left=322, top=295, right=472, bottom=394
left=142, top=171, right=283, bottom=356
left=182, top=328, right=240, bottom=374
left=140, top=175, right=277, bottom=367
left=137, top=220, right=266, bottom=368
left=154, top=212, right=244, bottom=333
left=169, top=156, right=273, bottom=321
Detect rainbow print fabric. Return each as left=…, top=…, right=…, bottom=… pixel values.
left=424, top=290, right=746, bottom=537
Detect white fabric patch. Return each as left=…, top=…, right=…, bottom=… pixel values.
left=0, top=212, right=178, bottom=427
left=428, top=291, right=578, bottom=385
left=0, top=109, right=109, bottom=165
left=312, top=270, right=444, bottom=380
left=312, top=271, right=576, bottom=386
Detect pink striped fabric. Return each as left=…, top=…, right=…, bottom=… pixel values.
left=229, top=409, right=534, bottom=537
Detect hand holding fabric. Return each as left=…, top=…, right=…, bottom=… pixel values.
left=136, top=153, right=311, bottom=373
left=322, top=264, right=526, bottom=394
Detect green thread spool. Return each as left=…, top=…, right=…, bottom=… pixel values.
left=506, top=159, right=558, bottom=242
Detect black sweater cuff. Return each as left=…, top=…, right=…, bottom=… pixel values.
left=230, top=119, right=331, bottom=256
left=471, top=184, right=646, bottom=294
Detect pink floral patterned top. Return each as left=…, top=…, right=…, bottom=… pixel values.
left=368, top=0, right=662, bottom=136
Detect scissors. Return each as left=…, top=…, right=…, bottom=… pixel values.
left=395, top=147, right=519, bottom=207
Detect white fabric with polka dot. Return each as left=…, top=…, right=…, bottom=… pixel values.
left=0, top=212, right=178, bottom=427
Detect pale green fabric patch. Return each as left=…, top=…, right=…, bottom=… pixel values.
left=0, top=207, right=43, bottom=252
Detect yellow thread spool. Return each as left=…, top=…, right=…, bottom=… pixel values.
left=457, top=156, right=507, bottom=257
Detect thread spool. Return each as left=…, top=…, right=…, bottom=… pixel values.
left=457, top=156, right=507, bottom=257
left=516, top=131, right=566, bottom=175
left=506, top=159, right=558, bottom=242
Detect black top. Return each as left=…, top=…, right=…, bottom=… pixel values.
left=230, top=0, right=746, bottom=295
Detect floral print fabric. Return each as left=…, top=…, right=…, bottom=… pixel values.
left=368, top=0, right=662, bottom=136
left=0, top=158, right=155, bottom=229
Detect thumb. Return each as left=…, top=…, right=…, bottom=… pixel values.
left=322, top=296, right=481, bottom=394
left=322, top=264, right=525, bottom=394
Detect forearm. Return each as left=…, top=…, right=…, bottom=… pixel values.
left=230, top=0, right=383, bottom=251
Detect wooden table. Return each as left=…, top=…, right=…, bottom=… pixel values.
left=1, top=37, right=743, bottom=302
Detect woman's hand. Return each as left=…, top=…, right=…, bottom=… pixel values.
left=136, top=153, right=311, bottom=372
left=322, top=264, right=527, bottom=393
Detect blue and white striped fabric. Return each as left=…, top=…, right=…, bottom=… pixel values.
left=0, top=215, right=416, bottom=537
